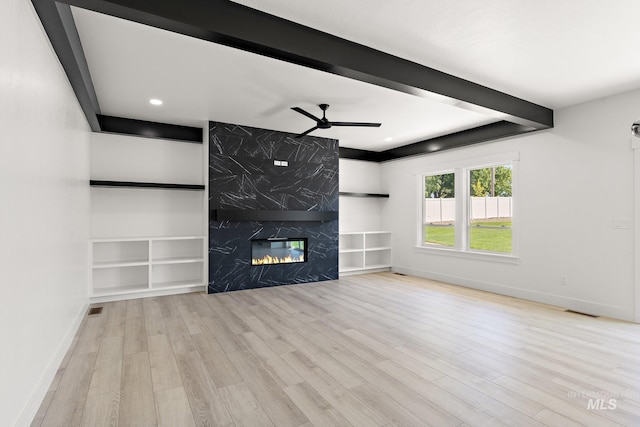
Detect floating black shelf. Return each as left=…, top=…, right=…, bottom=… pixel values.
left=90, top=180, right=205, bottom=191
left=339, top=192, right=389, bottom=198
left=212, top=209, right=338, bottom=222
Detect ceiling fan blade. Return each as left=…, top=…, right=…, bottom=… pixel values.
left=329, top=121, right=382, bottom=127
left=291, top=107, right=322, bottom=123
left=295, top=125, right=319, bottom=138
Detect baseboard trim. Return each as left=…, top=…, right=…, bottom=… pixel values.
left=392, top=265, right=636, bottom=322
left=89, top=285, right=203, bottom=304
left=16, top=301, right=89, bottom=427
left=339, top=267, right=391, bottom=277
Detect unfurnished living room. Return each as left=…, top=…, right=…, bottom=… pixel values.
left=4, top=0, right=640, bottom=426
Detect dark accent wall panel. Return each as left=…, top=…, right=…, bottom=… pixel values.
left=208, top=121, right=339, bottom=293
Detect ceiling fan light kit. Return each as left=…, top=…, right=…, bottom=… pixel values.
left=291, top=104, right=381, bottom=138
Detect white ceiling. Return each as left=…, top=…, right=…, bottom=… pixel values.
left=233, top=0, right=640, bottom=109
left=72, top=1, right=640, bottom=151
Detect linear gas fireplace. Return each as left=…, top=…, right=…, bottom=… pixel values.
left=251, top=237, right=308, bottom=266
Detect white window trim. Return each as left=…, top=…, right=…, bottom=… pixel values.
left=417, top=151, right=519, bottom=262
left=413, top=245, right=520, bottom=264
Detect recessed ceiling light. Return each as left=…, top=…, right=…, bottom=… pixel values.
left=384, top=137, right=393, bottom=142
left=149, top=98, right=163, bottom=106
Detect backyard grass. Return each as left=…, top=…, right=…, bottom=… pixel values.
left=424, top=225, right=456, bottom=247
left=424, top=221, right=512, bottom=253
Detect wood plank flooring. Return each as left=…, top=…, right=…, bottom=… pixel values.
left=32, top=272, right=640, bottom=426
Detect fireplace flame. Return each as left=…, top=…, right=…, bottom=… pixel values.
left=251, top=254, right=305, bottom=265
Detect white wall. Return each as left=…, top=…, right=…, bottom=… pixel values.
left=339, top=159, right=385, bottom=231
left=0, top=0, right=91, bottom=425
left=90, top=133, right=205, bottom=238
left=91, top=132, right=203, bottom=184
left=381, top=90, right=639, bottom=321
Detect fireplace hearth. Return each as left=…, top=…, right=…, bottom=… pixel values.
left=251, top=238, right=307, bottom=266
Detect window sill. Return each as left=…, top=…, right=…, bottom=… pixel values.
left=413, top=246, right=519, bottom=264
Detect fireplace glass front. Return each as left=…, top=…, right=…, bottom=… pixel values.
left=251, top=238, right=307, bottom=266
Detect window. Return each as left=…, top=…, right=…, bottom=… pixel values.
left=420, top=155, right=517, bottom=258
left=423, top=172, right=455, bottom=247
left=468, top=165, right=512, bottom=253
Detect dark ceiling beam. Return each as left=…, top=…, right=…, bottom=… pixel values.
left=97, top=115, right=203, bottom=143
left=58, top=0, right=552, bottom=131
left=383, top=121, right=535, bottom=161
left=33, top=0, right=554, bottom=160
left=339, top=147, right=387, bottom=162
left=339, top=121, right=539, bottom=162
left=32, top=1, right=101, bottom=131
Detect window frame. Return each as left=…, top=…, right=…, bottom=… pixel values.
left=416, top=152, right=519, bottom=263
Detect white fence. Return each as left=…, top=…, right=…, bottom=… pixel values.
left=425, top=197, right=512, bottom=223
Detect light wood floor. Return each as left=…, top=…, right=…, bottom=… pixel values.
left=32, top=272, right=640, bottom=427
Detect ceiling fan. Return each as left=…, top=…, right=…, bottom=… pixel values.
left=291, top=104, right=381, bottom=138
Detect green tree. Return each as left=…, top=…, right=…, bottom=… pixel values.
left=470, top=165, right=512, bottom=197
left=494, top=166, right=512, bottom=196
left=470, top=168, right=491, bottom=196
left=425, top=173, right=454, bottom=198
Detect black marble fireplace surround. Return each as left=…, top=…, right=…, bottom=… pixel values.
left=208, top=121, right=339, bottom=293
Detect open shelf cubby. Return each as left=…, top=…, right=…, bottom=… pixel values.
left=338, top=231, right=391, bottom=275
left=90, top=236, right=205, bottom=302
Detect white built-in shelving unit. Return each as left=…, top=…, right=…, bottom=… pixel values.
left=339, top=231, right=391, bottom=275
left=89, top=130, right=208, bottom=302
left=90, top=236, right=205, bottom=302
left=338, top=160, right=390, bottom=275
